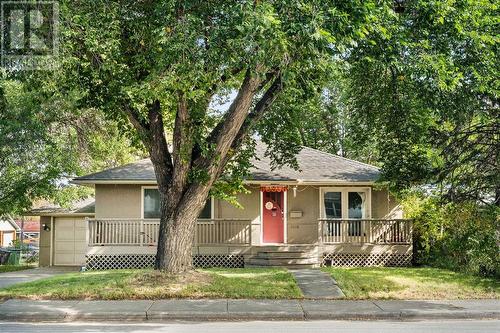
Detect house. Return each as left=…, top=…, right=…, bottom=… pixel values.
left=30, top=143, right=412, bottom=269
left=0, top=215, right=20, bottom=247
left=14, top=218, right=41, bottom=246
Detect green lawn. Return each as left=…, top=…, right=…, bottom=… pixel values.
left=323, top=267, right=500, bottom=299
left=0, top=268, right=302, bottom=300
left=3, top=266, right=497, bottom=300
left=0, top=265, right=35, bottom=273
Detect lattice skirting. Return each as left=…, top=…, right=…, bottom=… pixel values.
left=86, top=254, right=244, bottom=270
left=322, top=253, right=412, bottom=267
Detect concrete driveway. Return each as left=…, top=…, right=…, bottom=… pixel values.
left=0, top=267, right=79, bottom=289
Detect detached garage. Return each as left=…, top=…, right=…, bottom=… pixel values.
left=29, top=199, right=95, bottom=267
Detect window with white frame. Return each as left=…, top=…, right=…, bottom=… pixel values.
left=324, top=192, right=342, bottom=218
left=320, top=188, right=371, bottom=236
left=142, top=187, right=213, bottom=219
left=143, top=188, right=161, bottom=218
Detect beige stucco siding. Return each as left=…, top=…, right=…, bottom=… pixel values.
left=95, top=184, right=142, bottom=219
left=287, top=186, right=319, bottom=244
left=91, top=184, right=403, bottom=248
left=94, top=184, right=403, bottom=221
left=39, top=216, right=51, bottom=267
left=372, top=189, right=403, bottom=219
left=215, top=186, right=260, bottom=220
left=216, top=186, right=261, bottom=245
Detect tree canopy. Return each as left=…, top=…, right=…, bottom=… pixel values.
left=32, top=0, right=391, bottom=271
left=0, top=0, right=497, bottom=272
left=0, top=77, right=141, bottom=214
left=287, top=0, right=499, bottom=205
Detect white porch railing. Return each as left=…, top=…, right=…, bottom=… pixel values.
left=319, top=219, right=412, bottom=244
left=87, top=218, right=252, bottom=246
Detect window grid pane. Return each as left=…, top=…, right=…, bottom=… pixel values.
left=324, top=192, right=342, bottom=218
left=142, top=189, right=212, bottom=219
left=143, top=189, right=161, bottom=218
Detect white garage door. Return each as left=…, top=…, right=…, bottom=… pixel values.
left=54, top=218, right=87, bottom=266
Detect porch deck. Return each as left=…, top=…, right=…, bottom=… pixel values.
left=84, top=218, right=412, bottom=269
left=86, top=218, right=412, bottom=247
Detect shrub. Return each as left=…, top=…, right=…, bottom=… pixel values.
left=403, top=194, right=500, bottom=277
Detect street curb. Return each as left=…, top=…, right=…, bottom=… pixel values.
left=1, top=299, right=498, bottom=322
left=303, top=312, right=500, bottom=321
left=1, top=311, right=499, bottom=322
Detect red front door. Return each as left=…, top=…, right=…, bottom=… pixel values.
left=262, top=190, right=284, bottom=243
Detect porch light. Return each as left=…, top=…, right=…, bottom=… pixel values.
left=42, top=224, right=50, bottom=231
left=293, top=186, right=297, bottom=197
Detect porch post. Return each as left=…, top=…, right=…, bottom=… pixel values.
left=284, top=189, right=288, bottom=244
left=85, top=217, right=90, bottom=246
left=248, top=219, right=252, bottom=246
left=49, top=216, right=54, bottom=266
left=317, top=219, right=322, bottom=245
left=139, top=219, right=144, bottom=246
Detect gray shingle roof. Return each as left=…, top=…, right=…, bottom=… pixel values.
left=73, top=143, right=380, bottom=184
left=27, top=198, right=96, bottom=215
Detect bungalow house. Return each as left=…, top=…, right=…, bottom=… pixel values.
left=31, top=143, right=412, bottom=269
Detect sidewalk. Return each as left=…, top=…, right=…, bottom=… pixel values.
left=290, top=269, right=345, bottom=299
left=0, top=299, right=498, bottom=321
left=0, top=267, right=79, bottom=289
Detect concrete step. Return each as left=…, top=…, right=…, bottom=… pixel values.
left=254, top=245, right=318, bottom=252
left=246, top=257, right=319, bottom=266
left=245, top=263, right=320, bottom=269
left=256, top=251, right=315, bottom=259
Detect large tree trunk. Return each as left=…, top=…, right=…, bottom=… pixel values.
left=155, top=215, right=195, bottom=272
left=154, top=183, right=212, bottom=273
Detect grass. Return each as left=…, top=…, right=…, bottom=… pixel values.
left=323, top=267, right=500, bottom=300
left=3, top=265, right=497, bottom=300
left=0, top=265, right=35, bottom=273
left=0, top=268, right=302, bottom=300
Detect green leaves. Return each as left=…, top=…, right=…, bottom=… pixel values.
left=0, top=73, right=142, bottom=214
left=404, top=193, right=500, bottom=277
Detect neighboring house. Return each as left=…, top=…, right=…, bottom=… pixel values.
left=0, top=215, right=20, bottom=247
left=14, top=218, right=41, bottom=246
left=29, top=143, right=412, bottom=269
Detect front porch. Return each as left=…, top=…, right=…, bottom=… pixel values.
left=84, top=218, right=413, bottom=269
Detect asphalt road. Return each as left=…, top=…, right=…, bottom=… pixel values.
left=1, top=320, right=499, bottom=333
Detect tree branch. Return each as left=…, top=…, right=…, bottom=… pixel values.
left=195, top=68, right=263, bottom=168
left=234, top=75, right=283, bottom=146
left=122, top=104, right=150, bottom=146
left=216, top=74, right=283, bottom=177
left=170, top=93, right=192, bottom=201
left=146, top=101, right=174, bottom=191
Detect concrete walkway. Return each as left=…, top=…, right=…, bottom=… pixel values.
left=0, top=299, right=498, bottom=322
left=290, top=269, right=344, bottom=299
left=0, top=267, right=79, bottom=289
